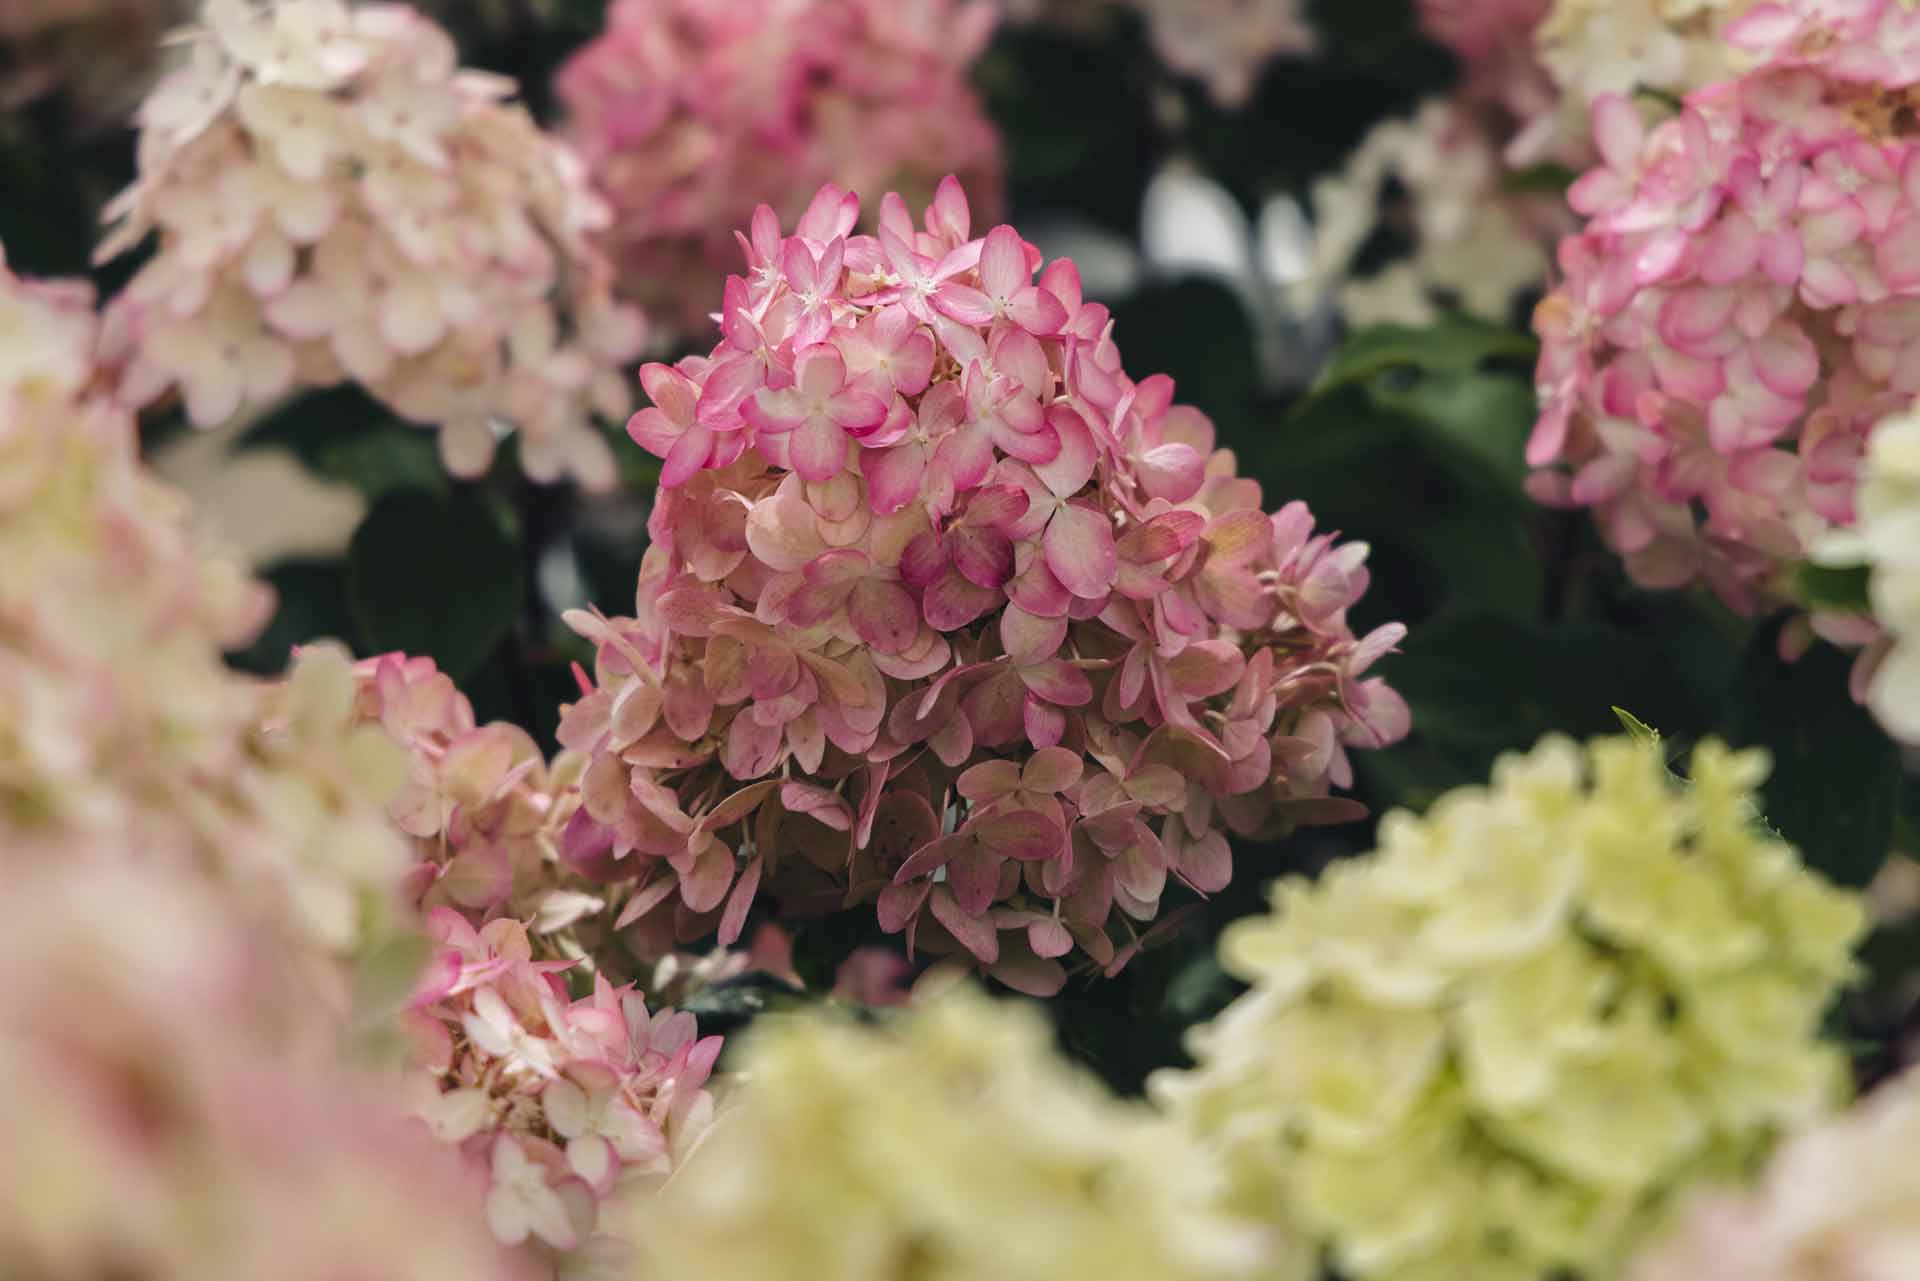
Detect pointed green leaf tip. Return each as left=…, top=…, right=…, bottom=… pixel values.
left=1612, top=707, right=1660, bottom=745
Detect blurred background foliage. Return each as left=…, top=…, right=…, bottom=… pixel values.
left=8, top=0, right=1916, bottom=1092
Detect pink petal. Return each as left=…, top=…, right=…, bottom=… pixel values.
left=721, top=713, right=782, bottom=779
left=1028, top=918, right=1073, bottom=959
left=659, top=419, right=714, bottom=487
left=947, top=843, right=1003, bottom=914
left=922, top=570, right=1001, bottom=631
left=952, top=525, right=1016, bottom=588
left=1000, top=604, right=1067, bottom=662
left=1018, top=659, right=1093, bottom=707
left=929, top=887, right=999, bottom=964
left=680, top=841, right=735, bottom=914
left=979, top=226, right=1029, bottom=299
left=716, top=854, right=763, bottom=946
left=978, top=806, right=1066, bottom=872
left=932, top=283, right=996, bottom=326
left=851, top=579, right=920, bottom=653
left=1032, top=405, right=1098, bottom=497
left=1010, top=287, right=1067, bottom=335
left=1022, top=746, right=1083, bottom=793
left=1043, top=502, right=1118, bottom=599
left=790, top=415, right=849, bottom=482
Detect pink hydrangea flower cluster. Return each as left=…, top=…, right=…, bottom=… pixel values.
left=553, top=0, right=1003, bottom=336
left=100, top=0, right=647, bottom=487
left=404, top=910, right=720, bottom=1273
left=350, top=651, right=582, bottom=923
left=558, top=179, right=1409, bottom=997
left=0, top=857, right=539, bottom=1281
left=1528, top=1, right=1920, bottom=612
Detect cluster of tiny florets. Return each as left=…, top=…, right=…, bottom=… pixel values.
left=0, top=247, right=415, bottom=960
left=554, top=0, right=1003, bottom=336
left=1155, top=733, right=1866, bottom=1281
left=1529, top=1, right=1920, bottom=611
left=101, top=0, right=646, bottom=487
left=621, top=985, right=1310, bottom=1281
left=557, top=178, right=1409, bottom=995
left=404, top=911, right=720, bottom=1274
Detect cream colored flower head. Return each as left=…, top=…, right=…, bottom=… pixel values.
left=100, top=0, right=646, bottom=487
left=1154, top=733, right=1867, bottom=1281
left=621, top=984, right=1311, bottom=1281
left=1822, top=408, right=1920, bottom=743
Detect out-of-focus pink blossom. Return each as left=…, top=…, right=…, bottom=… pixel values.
left=99, top=0, right=647, bottom=488
left=0, top=246, right=421, bottom=962
left=555, top=0, right=1003, bottom=336
left=0, top=858, right=539, bottom=1281
left=560, top=178, right=1408, bottom=997
left=1529, top=15, right=1920, bottom=612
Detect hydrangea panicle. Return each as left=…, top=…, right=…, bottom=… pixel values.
left=100, top=0, right=646, bottom=487
left=0, top=246, right=415, bottom=965
left=560, top=178, right=1408, bottom=996
left=1155, top=733, right=1867, bottom=1281
left=554, top=0, right=1004, bottom=335
left=405, top=910, right=721, bottom=1272
left=1527, top=4, right=1920, bottom=611
left=620, top=985, right=1311, bottom=1281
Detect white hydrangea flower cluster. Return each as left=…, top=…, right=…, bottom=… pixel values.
left=1535, top=0, right=1756, bottom=117
left=622, top=985, right=1313, bottom=1281
left=99, top=0, right=647, bottom=487
left=1299, top=100, right=1554, bottom=327
left=1820, top=410, right=1920, bottom=745
left=1154, top=734, right=1867, bottom=1281
left=1629, top=1063, right=1920, bottom=1281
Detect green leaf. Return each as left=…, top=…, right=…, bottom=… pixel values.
left=1501, top=162, right=1579, bottom=196
left=347, top=487, right=524, bottom=682
left=1364, top=367, right=1538, bottom=492
left=1727, top=624, right=1900, bottom=888
left=1302, top=315, right=1538, bottom=405
left=1792, top=561, right=1873, bottom=615
left=1378, top=610, right=1699, bottom=774
left=1613, top=707, right=1660, bottom=745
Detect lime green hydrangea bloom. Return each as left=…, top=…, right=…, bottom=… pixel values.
left=1153, top=734, right=1867, bottom=1281
left=620, top=985, right=1312, bottom=1281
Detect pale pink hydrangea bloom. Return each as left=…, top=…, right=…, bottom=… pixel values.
left=0, top=858, right=540, bottom=1281
left=554, top=0, right=1003, bottom=337
left=100, top=0, right=647, bottom=487
left=1130, top=0, right=1317, bottom=108
left=0, top=246, right=416, bottom=959
left=1628, top=1063, right=1920, bottom=1281
left=404, top=910, right=721, bottom=1273
left=559, top=178, right=1409, bottom=997
left=1529, top=5, right=1920, bottom=612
